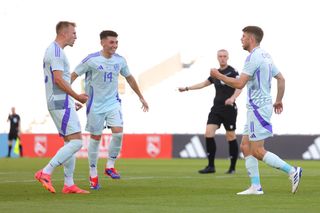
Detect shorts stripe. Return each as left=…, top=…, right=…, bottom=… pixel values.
left=63, top=94, right=69, bottom=108
left=250, top=121, right=254, bottom=132
left=253, top=109, right=272, bottom=133
left=86, top=86, right=94, bottom=115
left=61, top=108, right=71, bottom=136
left=249, top=99, right=272, bottom=133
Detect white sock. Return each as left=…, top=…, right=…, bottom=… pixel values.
left=245, top=155, right=261, bottom=188
left=106, top=133, right=123, bottom=168
left=64, top=149, right=76, bottom=187
left=88, top=138, right=100, bottom=177
left=43, top=163, right=55, bottom=175
left=43, top=139, right=82, bottom=175
left=64, top=176, right=74, bottom=187
left=263, top=151, right=294, bottom=174
left=107, top=159, right=115, bottom=168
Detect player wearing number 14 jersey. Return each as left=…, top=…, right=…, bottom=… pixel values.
left=71, top=30, right=149, bottom=190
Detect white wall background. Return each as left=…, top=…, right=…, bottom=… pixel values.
left=0, top=0, right=319, bottom=134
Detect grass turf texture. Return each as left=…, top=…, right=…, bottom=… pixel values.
left=0, top=158, right=319, bottom=213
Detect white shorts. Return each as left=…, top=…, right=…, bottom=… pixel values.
left=49, top=108, right=81, bottom=136
left=86, top=106, right=123, bottom=135
left=243, top=104, right=273, bottom=141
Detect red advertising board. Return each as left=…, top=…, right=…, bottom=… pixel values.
left=20, top=133, right=172, bottom=159
left=122, top=134, right=172, bottom=158
left=20, top=134, right=64, bottom=158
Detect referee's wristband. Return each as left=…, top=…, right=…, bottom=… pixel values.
left=185, top=86, right=189, bottom=91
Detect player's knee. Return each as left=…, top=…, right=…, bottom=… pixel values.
left=240, top=142, right=249, bottom=153
left=226, top=131, right=236, bottom=141
left=111, top=127, right=123, bottom=133
left=205, top=125, right=218, bottom=137
left=91, top=134, right=101, bottom=141
left=252, top=148, right=265, bottom=160
left=205, top=129, right=215, bottom=138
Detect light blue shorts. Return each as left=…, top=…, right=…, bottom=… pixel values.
left=86, top=106, right=123, bottom=135
left=49, top=108, right=81, bottom=136
left=243, top=104, right=273, bottom=141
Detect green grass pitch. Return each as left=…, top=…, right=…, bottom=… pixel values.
left=0, top=158, right=319, bottom=213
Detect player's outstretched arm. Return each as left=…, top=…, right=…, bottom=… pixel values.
left=125, top=75, right=149, bottom=112
left=178, top=80, right=211, bottom=92
left=210, top=68, right=249, bottom=89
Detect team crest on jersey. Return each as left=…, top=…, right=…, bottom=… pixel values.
left=146, top=136, right=161, bottom=157
left=114, top=64, right=120, bottom=72
left=34, top=136, right=48, bottom=156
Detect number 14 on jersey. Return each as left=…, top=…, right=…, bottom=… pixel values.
left=104, top=72, right=113, bottom=82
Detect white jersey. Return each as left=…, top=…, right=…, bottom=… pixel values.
left=43, top=42, right=75, bottom=110
left=75, top=52, right=131, bottom=114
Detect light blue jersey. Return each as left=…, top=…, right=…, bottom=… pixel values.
left=242, top=47, right=280, bottom=141
left=243, top=47, right=280, bottom=110
left=43, top=42, right=75, bottom=110
left=43, top=41, right=80, bottom=136
left=75, top=52, right=131, bottom=114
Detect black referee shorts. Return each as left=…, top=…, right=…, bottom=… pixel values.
left=207, top=104, right=237, bottom=131
left=8, top=132, right=18, bottom=141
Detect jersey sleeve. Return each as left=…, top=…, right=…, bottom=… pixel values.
left=50, top=50, right=65, bottom=72
left=242, top=55, right=259, bottom=77
left=228, top=66, right=239, bottom=78
left=272, top=64, right=280, bottom=77
left=235, top=69, right=239, bottom=77
left=232, top=70, right=240, bottom=79
left=120, top=58, right=131, bottom=77
left=74, top=59, right=90, bottom=76
left=207, top=76, right=214, bottom=84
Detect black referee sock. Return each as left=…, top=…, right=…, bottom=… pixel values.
left=228, top=139, right=239, bottom=170
left=19, top=145, right=23, bottom=157
left=206, top=137, right=216, bottom=168
left=8, top=144, right=12, bottom=157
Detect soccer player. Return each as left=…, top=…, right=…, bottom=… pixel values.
left=7, top=107, right=22, bottom=157
left=178, top=49, right=241, bottom=174
left=210, top=26, right=302, bottom=195
left=35, top=21, right=89, bottom=194
left=71, top=30, right=149, bottom=190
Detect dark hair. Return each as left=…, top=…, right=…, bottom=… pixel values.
left=56, top=21, right=76, bottom=34
left=100, top=30, right=118, bottom=40
left=242, top=26, right=264, bottom=44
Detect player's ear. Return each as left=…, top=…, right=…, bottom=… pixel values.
left=249, top=34, right=256, bottom=43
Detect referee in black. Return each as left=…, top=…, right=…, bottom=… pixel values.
left=178, top=49, right=241, bottom=174
left=7, top=107, right=21, bottom=157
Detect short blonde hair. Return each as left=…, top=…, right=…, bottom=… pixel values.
left=56, top=21, right=76, bottom=34
left=217, top=49, right=229, bottom=55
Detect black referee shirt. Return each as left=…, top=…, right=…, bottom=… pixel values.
left=208, top=65, right=239, bottom=110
